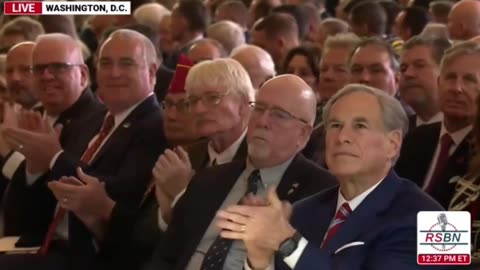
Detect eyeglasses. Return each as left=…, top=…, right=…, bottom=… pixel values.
left=186, top=91, right=230, bottom=111
left=161, top=99, right=189, bottom=113
left=31, top=62, right=82, bottom=76
left=249, top=102, right=308, bottom=125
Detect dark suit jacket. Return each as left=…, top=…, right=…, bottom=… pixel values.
left=395, top=122, right=473, bottom=208
left=276, top=170, right=448, bottom=270
left=145, top=154, right=337, bottom=270
left=5, top=95, right=167, bottom=257
left=1, top=89, right=104, bottom=237
left=96, top=135, right=248, bottom=269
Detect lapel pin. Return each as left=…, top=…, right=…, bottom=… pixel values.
left=287, top=182, right=300, bottom=195
left=123, top=122, right=131, bottom=128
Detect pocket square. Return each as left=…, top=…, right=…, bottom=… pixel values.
left=334, top=241, right=365, bottom=254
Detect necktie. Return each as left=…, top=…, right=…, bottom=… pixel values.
left=200, top=169, right=261, bottom=270
left=425, top=133, right=454, bottom=193
left=321, top=202, right=352, bottom=248
left=38, top=114, right=115, bottom=255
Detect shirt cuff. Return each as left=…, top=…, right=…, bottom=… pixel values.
left=284, top=237, right=308, bottom=269
left=244, top=257, right=275, bottom=270
left=157, top=206, right=169, bottom=231
left=2, top=151, right=25, bottom=180
left=49, top=150, right=64, bottom=170
left=171, top=188, right=186, bottom=207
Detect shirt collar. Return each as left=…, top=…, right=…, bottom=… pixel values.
left=440, top=122, right=472, bottom=147
left=111, top=93, right=152, bottom=128
left=336, top=179, right=383, bottom=212
left=244, top=156, right=295, bottom=191
left=207, top=129, right=247, bottom=165
left=416, top=112, right=443, bottom=126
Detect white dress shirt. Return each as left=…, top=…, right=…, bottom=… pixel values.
left=422, top=123, right=472, bottom=190
left=245, top=179, right=384, bottom=270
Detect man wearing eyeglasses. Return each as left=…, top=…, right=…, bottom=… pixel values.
left=0, top=33, right=104, bottom=237
left=144, top=74, right=336, bottom=270
left=0, top=30, right=167, bottom=269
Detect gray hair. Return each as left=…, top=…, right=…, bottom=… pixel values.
left=321, top=18, right=350, bottom=36
left=323, top=84, right=409, bottom=138
left=440, top=40, right=480, bottom=73
left=349, top=37, right=400, bottom=72
left=134, top=3, right=171, bottom=31
left=185, top=58, right=255, bottom=101
left=207, top=20, right=246, bottom=54
left=106, top=29, right=158, bottom=66
left=36, top=33, right=85, bottom=63
left=402, top=35, right=452, bottom=65
left=323, top=33, right=361, bottom=54
left=189, top=38, right=228, bottom=57
left=420, top=23, right=449, bottom=40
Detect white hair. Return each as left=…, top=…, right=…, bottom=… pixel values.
left=185, top=58, right=255, bottom=101
left=230, top=44, right=276, bottom=88
left=207, top=20, right=245, bottom=54
left=134, top=3, right=171, bottom=30
left=107, top=29, right=158, bottom=65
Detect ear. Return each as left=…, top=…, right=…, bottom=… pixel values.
left=385, top=129, right=402, bottom=160
left=79, top=64, right=90, bottom=89
left=149, top=62, right=159, bottom=86
left=276, top=37, right=286, bottom=50
left=298, top=124, right=313, bottom=149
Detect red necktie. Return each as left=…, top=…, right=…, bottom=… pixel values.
left=321, top=202, right=352, bottom=248
left=38, top=114, right=115, bottom=255
left=425, top=134, right=454, bottom=193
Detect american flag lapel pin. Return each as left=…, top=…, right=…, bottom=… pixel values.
left=288, top=182, right=300, bottom=195
left=122, top=122, right=131, bottom=128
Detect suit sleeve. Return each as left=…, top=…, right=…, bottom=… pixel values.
left=50, top=122, right=167, bottom=207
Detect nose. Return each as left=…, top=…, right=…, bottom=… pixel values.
left=448, top=78, right=464, bottom=93
left=38, top=67, right=55, bottom=80
left=402, top=65, right=416, bottom=79
left=11, top=69, right=22, bottom=81
left=357, top=69, right=371, bottom=84
left=323, top=67, right=335, bottom=80
left=191, top=99, right=208, bottom=114
left=335, top=126, right=353, bottom=145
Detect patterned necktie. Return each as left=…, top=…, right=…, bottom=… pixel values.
left=321, top=202, right=352, bottom=248
left=200, top=169, right=261, bottom=270
left=38, top=114, right=115, bottom=255
left=425, top=133, right=454, bottom=193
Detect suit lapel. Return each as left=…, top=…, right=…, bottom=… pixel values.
left=90, top=95, right=159, bottom=165
left=323, top=171, right=401, bottom=254
left=276, top=155, right=306, bottom=201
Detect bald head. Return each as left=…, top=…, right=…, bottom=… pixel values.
left=448, top=0, right=480, bottom=40
left=6, top=42, right=37, bottom=107
left=230, top=44, right=275, bottom=89
left=259, top=74, right=317, bottom=126
left=103, top=29, right=158, bottom=66
left=247, top=74, right=316, bottom=167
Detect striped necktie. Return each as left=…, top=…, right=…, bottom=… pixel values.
left=321, top=202, right=352, bottom=248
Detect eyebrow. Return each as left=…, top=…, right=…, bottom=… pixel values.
left=327, top=116, right=369, bottom=123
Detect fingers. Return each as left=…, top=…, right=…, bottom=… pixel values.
left=242, top=193, right=269, bottom=206
left=217, top=209, right=250, bottom=225
left=219, top=230, right=244, bottom=240
left=60, top=176, right=85, bottom=186
left=76, top=167, right=98, bottom=185
left=223, top=204, right=254, bottom=218
left=175, top=146, right=191, bottom=166
left=216, top=218, right=247, bottom=233
left=266, top=186, right=282, bottom=209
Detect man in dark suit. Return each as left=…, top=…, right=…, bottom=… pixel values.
left=398, top=36, right=450, bottom=135
left=217, top=84, right=447, bottom=270
left=0, top=34, right=104, bottom=237
left=0, top=29, right=167, bottom=269
left=153, top=58, right=252, bottom=224
left=145, top=74, right=336, bottom=270
left=395, top=41, right=480, bottom=208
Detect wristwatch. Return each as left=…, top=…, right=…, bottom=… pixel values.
left=278, top=231, right=302, bottom=258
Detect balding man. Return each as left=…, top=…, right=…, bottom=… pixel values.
left=146, top=74, right=335, bottom=270
left=187, top=38, right=227, bottom=64
left=251, top=13, right=300, bottom=72
left=207, top=20, right=246, bottom=54
left=5, top=42, right=38, bottom=108
left=448, top=0, right=480, bottom=41
left=218, top=84, right=445, bottom=270
left=0, top=34, right=103, bottom=237
left=230, top=44, right=276, bottom=90
left=316, top=18, right=349, bottom=48
left=0, top=30, right=167, bottom=269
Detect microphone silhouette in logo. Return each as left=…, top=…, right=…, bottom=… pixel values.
left=438, top=213, right=448, bottom=249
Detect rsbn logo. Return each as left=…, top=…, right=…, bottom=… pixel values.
left=417, top=211, right=471, bottom=265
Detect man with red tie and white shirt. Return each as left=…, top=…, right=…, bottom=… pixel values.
left=215, top=84, right=447, bottom=270
left=0, top=29, right=167, bottom=270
